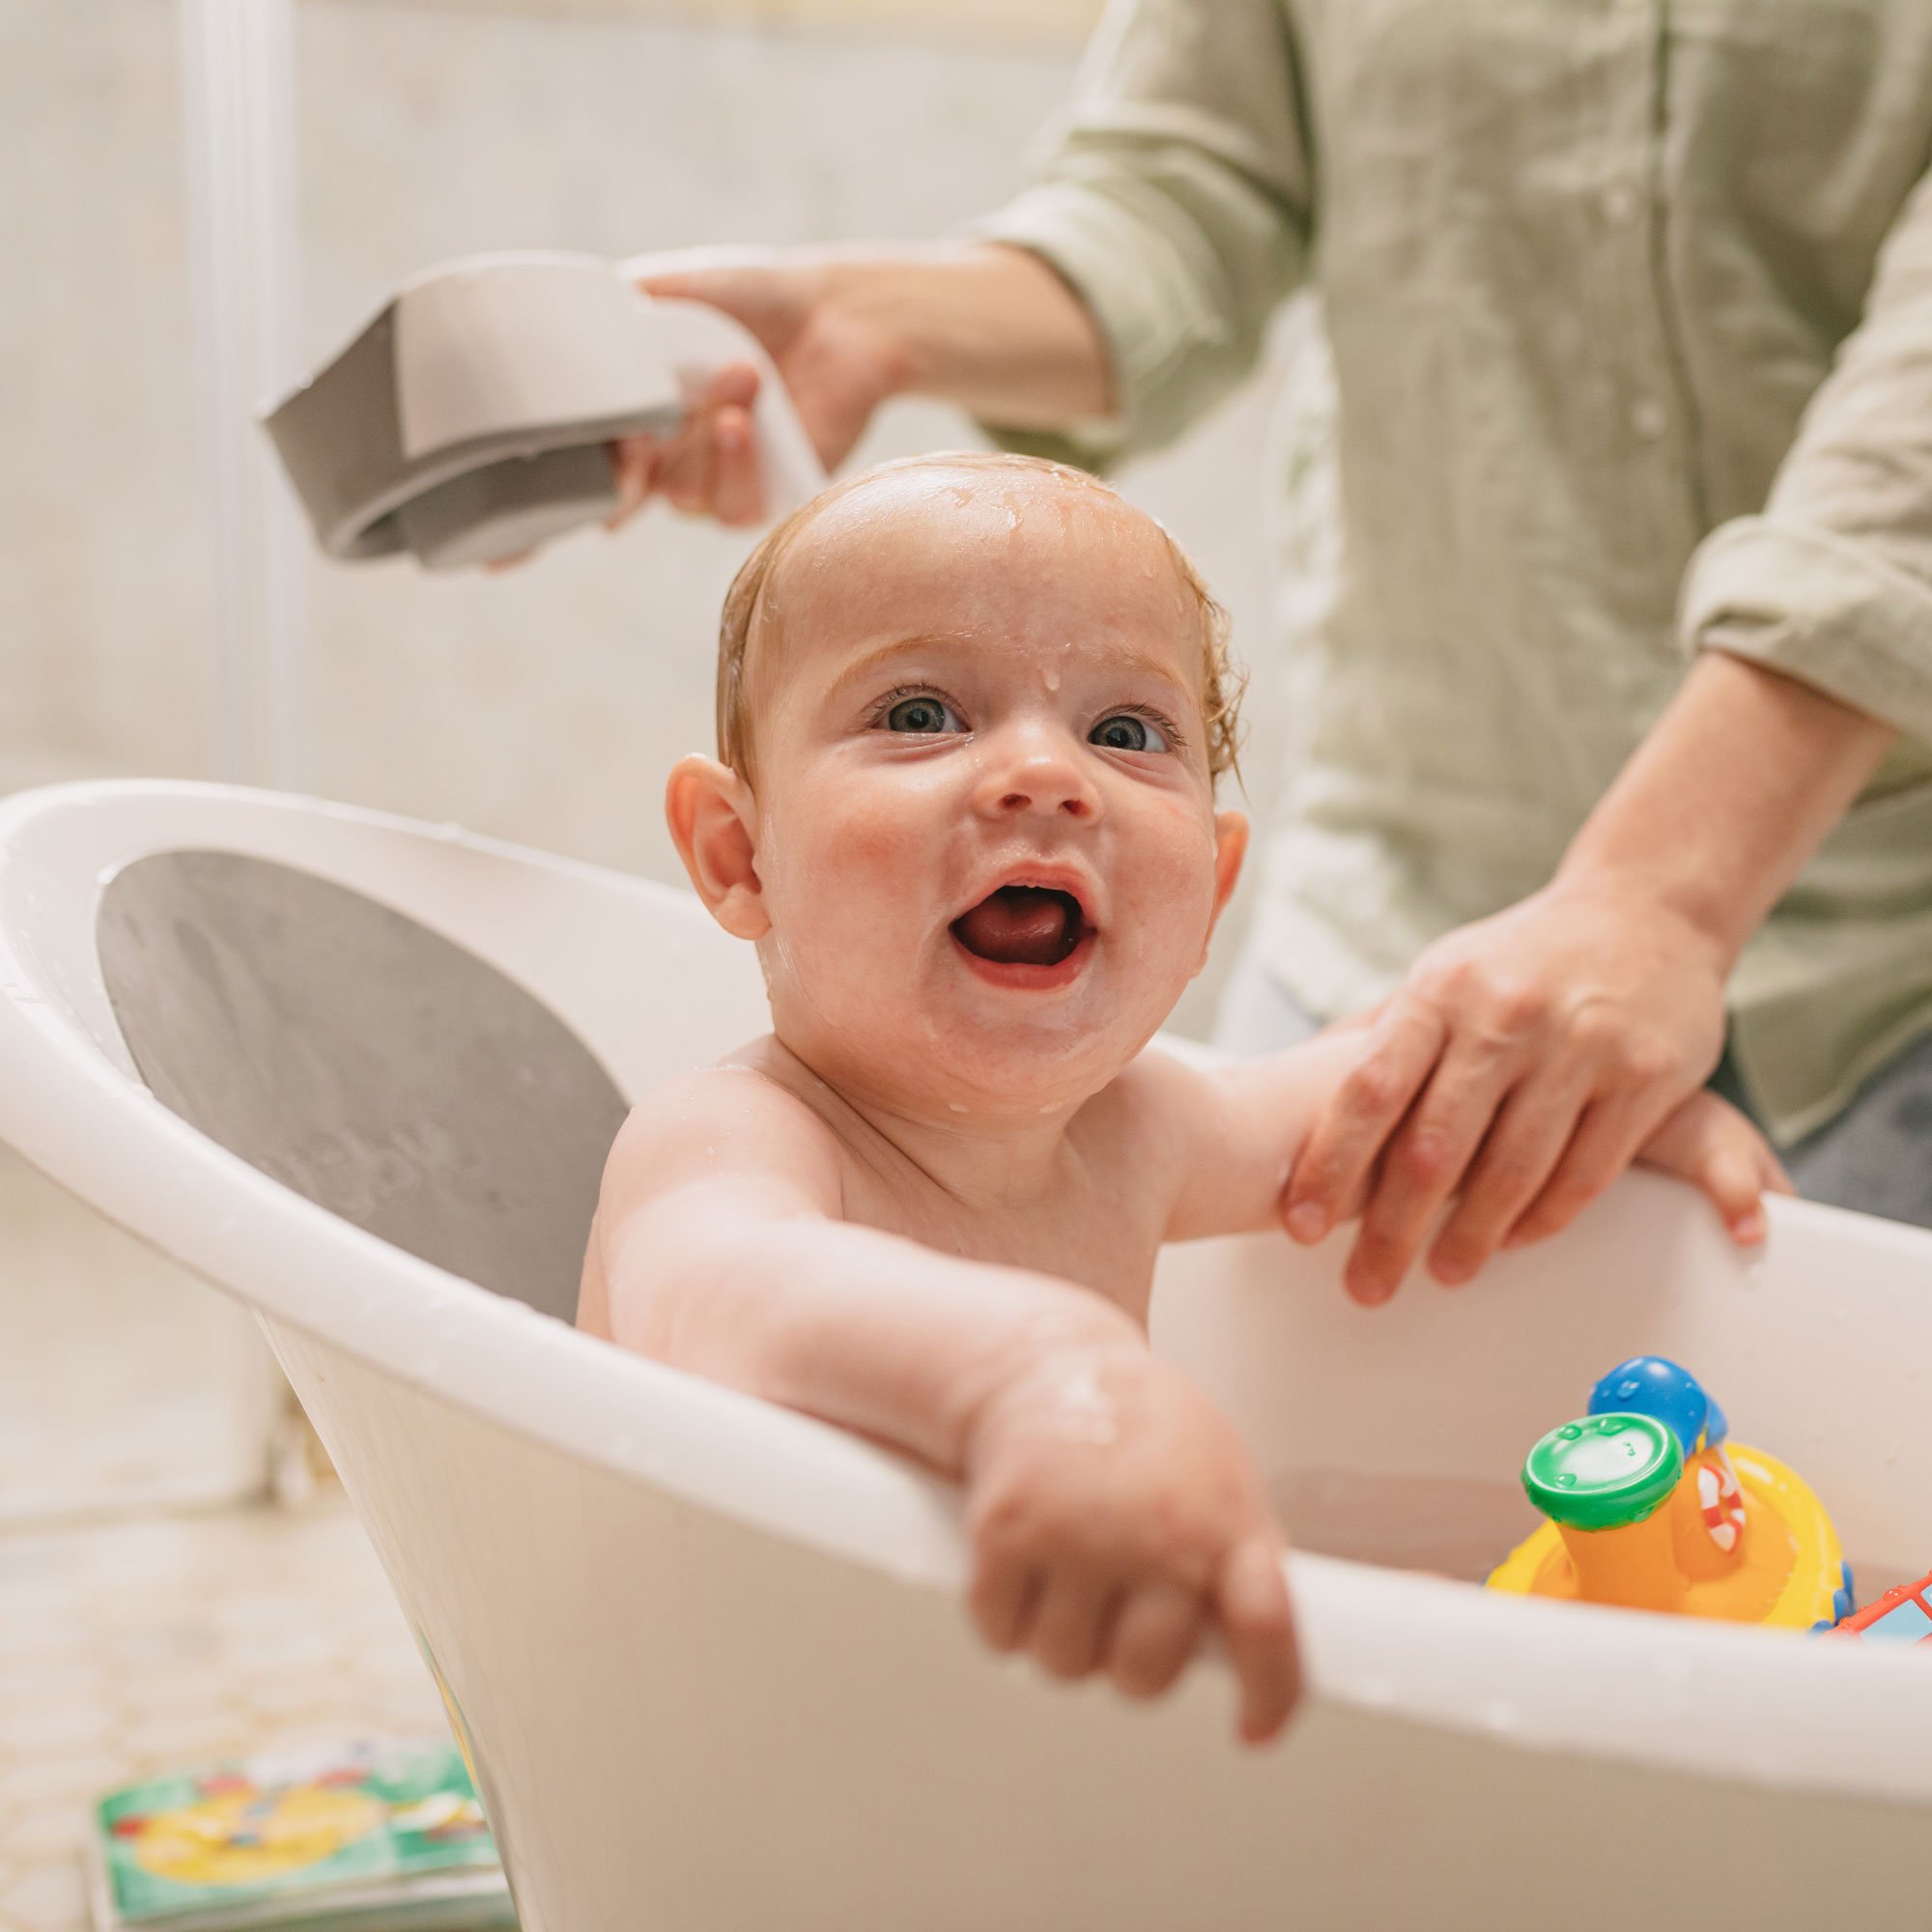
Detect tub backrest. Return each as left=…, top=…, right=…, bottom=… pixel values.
left=96, top=850, right=627, bottom=1321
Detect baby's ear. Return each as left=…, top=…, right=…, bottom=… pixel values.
left=666, top=755, right=770, bottom=940
left=1203, top=810, right=1249, bottom=959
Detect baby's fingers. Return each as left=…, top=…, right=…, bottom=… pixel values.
left=1215, top=1535, right=1299, bottom=1746
left=1105, top=1581, right=1205, bottom=1701
left=1028, top=1571, right=1121, bottom=1681
left=966, top=1548, right=1039, bottom=1655
left=1707, top=1152, right=1771, bottom=1245
left=1636, top=1093, right=1787, bottom=1246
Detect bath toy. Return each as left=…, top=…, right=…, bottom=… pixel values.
left=264, top=252, right=825, bottom=570
left=1833, top=1571, right=1932, bottom=1648
left=1488, top=1356, right=1853, bottom=1629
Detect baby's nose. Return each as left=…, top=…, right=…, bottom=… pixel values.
left=976, top=738, right=1100, bottom=821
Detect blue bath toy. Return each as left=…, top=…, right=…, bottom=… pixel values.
left=1588, top=1356, right=1728, bottom=1458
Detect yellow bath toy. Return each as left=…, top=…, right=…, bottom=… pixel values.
left=1487, top=1357, right=1853, bottom=1631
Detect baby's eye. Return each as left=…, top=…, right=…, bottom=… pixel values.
left=1089, top=713, right=1170, bottom=753
left=883, top=694, right=965, bottom=734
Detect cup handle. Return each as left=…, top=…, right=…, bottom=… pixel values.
left=635, top=293, right=828, bottom=517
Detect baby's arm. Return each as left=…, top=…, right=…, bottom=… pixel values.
left=585, top=1066, right=1299, bottom=1742
left=1149, top=1031, right=1789, bottom=1277
left=1151, top=1028, right=1378, bottom=1244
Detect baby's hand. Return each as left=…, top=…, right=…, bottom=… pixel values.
left=961, top=1344, right=1298, bottom=1746
left=1625, top=1090, right=1793, bottom=1246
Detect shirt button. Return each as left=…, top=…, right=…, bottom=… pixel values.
left=1632, top=397, right=1669, bottom=441
left=1602, top=182, right=1641, bottom=226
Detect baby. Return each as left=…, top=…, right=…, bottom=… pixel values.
left=579, top=452, right=1783, bottom=1746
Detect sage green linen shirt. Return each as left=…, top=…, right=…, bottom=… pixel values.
left=975, top=0, right=1932, bottom=1145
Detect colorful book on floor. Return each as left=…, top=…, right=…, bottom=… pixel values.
left=82, top=1738, right=518, bottom=1932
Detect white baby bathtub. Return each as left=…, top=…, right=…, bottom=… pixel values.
left=2, top=780, right=1930, bottom=1931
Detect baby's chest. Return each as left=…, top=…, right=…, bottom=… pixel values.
left=846, top=1174, right=1171, bottom=1321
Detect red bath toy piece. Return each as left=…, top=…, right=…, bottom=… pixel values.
left=1833, top=1572, right=1932, bottom=1649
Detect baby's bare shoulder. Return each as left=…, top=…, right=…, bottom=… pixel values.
left=604, top=1051, right=845, bottom=1219
left=584, top=1054, right=847, bottom=1346
left=1076, top=1043, right=1219, bottom=1174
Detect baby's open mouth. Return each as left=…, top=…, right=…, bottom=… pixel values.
left=952, top=885, right=1087, bottom=968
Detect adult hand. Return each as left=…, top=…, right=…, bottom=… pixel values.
left=610, top=248, right=909, bottom=529
left=1281, top=878, right=1730, bottom=1303
left=963, top=1342, right=1299, bottom=1746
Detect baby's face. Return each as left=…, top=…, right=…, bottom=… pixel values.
left=695, top=465, right=1244, bottom=1118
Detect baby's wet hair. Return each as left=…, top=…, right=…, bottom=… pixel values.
left=714, top=450, right=1245, bottom=784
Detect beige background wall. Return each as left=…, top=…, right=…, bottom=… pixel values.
left=327, top=0, right=1108, bottom=42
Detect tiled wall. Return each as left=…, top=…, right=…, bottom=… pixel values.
left=2, top=0, right=1304, bottom=1510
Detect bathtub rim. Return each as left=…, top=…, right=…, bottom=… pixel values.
left=3, top=778, right=1931, bottom=1808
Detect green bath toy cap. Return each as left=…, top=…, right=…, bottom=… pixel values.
left=1522, top=1413, right=1683, bottom=1531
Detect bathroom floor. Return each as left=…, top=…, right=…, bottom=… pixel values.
left=0, top=1500, right=448, bottom=1932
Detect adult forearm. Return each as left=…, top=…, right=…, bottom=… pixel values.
left=818, top=242, right=1114, bottom=428
left=1555, top=650, right=1897, bottom=968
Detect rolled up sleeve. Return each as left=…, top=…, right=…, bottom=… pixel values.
left=964, top=0, right=1315, bottom=467
left=1682, top=166, right=1932, bottom=745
